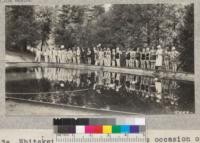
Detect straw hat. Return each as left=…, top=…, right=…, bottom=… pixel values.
left=157, top=45, right=161, bottom=49
left=154, top=78, right=158, bottom=81
left=61, top=45, right=65, bottom=49
left=97, top=43, right=101, bottom=47
left=172, top=46, right=176, bottom=50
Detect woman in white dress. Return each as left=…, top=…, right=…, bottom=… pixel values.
left=155, top=45, right=163, bottom=70
left=107, top=48, right=111, bottom=66
left=99, top=48, right=104, bottom=66
left=76, top=47, right=81, bottom=64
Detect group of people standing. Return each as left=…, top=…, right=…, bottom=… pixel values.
left=125, top=45, right=180, bottom=72
left=34, top=45, right=81, bottom=64
left=32, top=44, right=180, bottom=72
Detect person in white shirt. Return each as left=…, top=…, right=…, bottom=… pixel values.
left=35, top=48, right=42, bottom=62
left=96, top=44, right=101, bottom=66
left=130, top=48, right=135, bottom=68
left=57, top=45, right=64, bottom=63
left=170, top=46, right=180, bottom=72
left=43, top=48, right=49, bottom=63
left=150, top=47, right=156, bottom=70
left=47, top=48, right=51, bottom=63
left=145, top=47, right=150, bottom=69
left=111, top=48, right=116, bottom=67
left=96, top=47, right=100, bottom=66
left=49, top=48, right=54, bottom=63
left=106, top=48, right=111, bottom=66
left=61, top=49, right=66, bottom=63
left=135, top=48, right=141, bottom=68
left=141, top=48, right=146, bottom=69
left=126, top=48, right=131, bottom=68
left=155, top=45, right=163, bottom=70
left=115, top=47, right=122, bottom=67
left=76, top=46, right=81, bottom=64
left=103, top=47, right=107, bottom=66
left=72, top=47, right=77, bottom=64
left=93, top=46, right=98, bottom=66
left=56, top=49, right=59, bottom=63
left=99, top=47, right=104, bottom=66
left=87, top=48, right=92, bottom=65
left=51, top=48, right=56, bottom=63
left=163, top=46, right=170, bottom=71
left=65, top=49, right=69, bottom=63
left=60, top=45, right=66, bottom=63
left=68, top=48, right=73, bottom=64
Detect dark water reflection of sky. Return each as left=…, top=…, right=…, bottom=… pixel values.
left=6, top=67, right=194, bottom=115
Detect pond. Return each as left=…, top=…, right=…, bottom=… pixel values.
left=6, top=67, right=194, bottom=115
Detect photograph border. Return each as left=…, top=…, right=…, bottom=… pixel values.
left=0, top=0, right=199, bottom=130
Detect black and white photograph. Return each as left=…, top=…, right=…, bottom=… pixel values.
left=5, top=4, right=194, bottom=115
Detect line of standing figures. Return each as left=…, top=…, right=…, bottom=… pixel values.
left=31, top=44, right=180, bottom=72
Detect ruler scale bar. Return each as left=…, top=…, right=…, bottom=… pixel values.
left=55, top=137, right=146, bottom=142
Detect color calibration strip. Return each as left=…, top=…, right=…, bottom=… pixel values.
left=53, top=118, right=145, bottom=134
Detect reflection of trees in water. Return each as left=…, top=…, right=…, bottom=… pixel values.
left=6, top=78, right=51, bottom=94
left=175, top=82, right=194, bottom=113
left=6, top=67, right=194, bottom=114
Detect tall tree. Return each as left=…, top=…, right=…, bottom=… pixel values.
left=179, top=4, right=194, bottom=73
left=91, top=4, right=184, bottom=50
left=36, top=6, right=53, bottom=50
left=6, top=6, right=40, bottom=51
left=54, top=5, right=85, bottom=48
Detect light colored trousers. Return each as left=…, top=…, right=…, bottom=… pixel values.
left=77, top=57, right=80, bottom=64
left=116, top=59, right=120, bottom=67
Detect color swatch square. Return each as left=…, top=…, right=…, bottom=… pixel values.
left=103, top=125, right=112, bottom=134
left=112, top=125, right=121, bottom=133
left=139, top=125, right=146, bottom=132
left=120, top=125, right=130, bottom=133
left=130, top=125, right=139, bottom=133
left=93, top=125, right=103, bottom=133
left=135, top=118, right=145, bottom=125
left=76, top=126, right=85, bottom=133
left=85, top=125, right=94, bottom=133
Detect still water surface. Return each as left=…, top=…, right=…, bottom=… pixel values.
left=6, top=67, right=194, bottom=114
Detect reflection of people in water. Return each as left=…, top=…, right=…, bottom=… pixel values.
left=154, top=78, right=162, bottom=103
left=115, top=73, right=121, bottom=92
left=35, top=67, right=42, bottom=79
left=125, top=74, right=131, bottom=92
left=33, top=66, right=180, bottom=110
left=169, top=80, right=179, bottom=105
left=109, top=72, right=116, bottom=90
left=37, top=68, right=92, bottom=91
left=130, top=75, right=137, bottom=92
